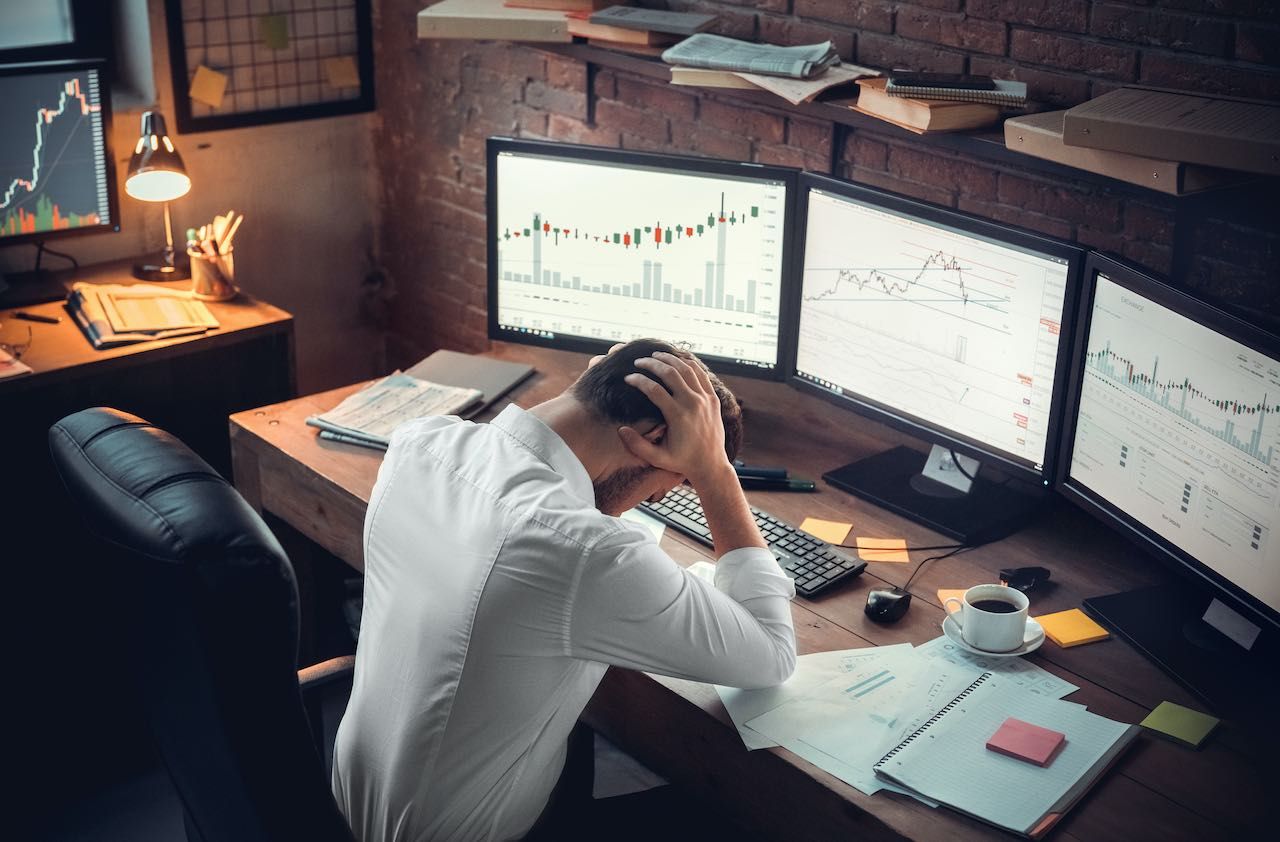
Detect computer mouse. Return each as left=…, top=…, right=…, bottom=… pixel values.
left=865, top=586, right=912, bottom=624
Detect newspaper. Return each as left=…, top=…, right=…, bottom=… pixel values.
left=306, top=372, right=482, bottom=449
left=662, top=33, right=839, bottom=79
left=738, top=62, right=879, bottom=104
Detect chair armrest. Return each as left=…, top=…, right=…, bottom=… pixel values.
left=298, top=655, right=355, bottom=691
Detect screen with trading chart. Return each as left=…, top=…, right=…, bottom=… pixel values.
left=488, top=140, right=794, bottom=375
left=1066, top=269, right=1280, bottom=614
left=793, top=184, right=1072, bottom=472
left=0, top=62, right=115, bottom=244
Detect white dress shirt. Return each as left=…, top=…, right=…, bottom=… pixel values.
left=332, top=405, right=796, bottom=842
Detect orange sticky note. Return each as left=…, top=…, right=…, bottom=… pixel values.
left=799, top=517, right=852, bottom=545
left=855, top=537, right=910, bottom=563
left=1036, top=608, right=1111, bottom=648
left=189, top=65, right=228, bottom=108
left=324, top=55, right=361, bottom=89
left=938, top=588, right=967, bottom=612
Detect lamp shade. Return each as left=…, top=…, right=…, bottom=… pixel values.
left=125, top=111, right=190, bottom=202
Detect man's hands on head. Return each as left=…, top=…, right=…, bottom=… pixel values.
left=618, top=351, right=734, bottom=489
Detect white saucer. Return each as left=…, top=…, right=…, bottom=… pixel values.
left=941, top=614, right=1045, bottom=658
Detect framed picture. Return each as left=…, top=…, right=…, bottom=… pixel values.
left=165, top=0, right=374, bottom=133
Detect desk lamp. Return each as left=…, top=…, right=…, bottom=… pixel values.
left=125, top=111, right=191, bottom=280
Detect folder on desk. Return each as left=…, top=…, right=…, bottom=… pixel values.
left=404, top=350, right=534, bottom=419
left=873, top=673, right=1140, bottom=838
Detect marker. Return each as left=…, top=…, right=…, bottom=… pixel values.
left=12, top=311, right=60, bottom=324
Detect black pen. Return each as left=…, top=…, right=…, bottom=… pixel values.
left=12, top=311, right=60, bottom=324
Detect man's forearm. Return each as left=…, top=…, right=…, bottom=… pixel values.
left=692, top=462, right=768, bottom=557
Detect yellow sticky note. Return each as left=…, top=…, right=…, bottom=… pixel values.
left=259, top=13, right=289, bottom=50
left=799, top=518, right=852, bottom=545
left=1036, top=608, right=1111, bottom=648
left=1141, top=701, right=1219, bottom=749
left=324, top=56, right=361, bottom=89
left=855, top=537, right=910, bottom=563
left=189, top=65, right=228, bottom=109
left=938, top=588, right=968, bottom=612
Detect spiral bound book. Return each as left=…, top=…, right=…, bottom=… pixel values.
left=885, top=78, right=1027, bottom=106
left=873, top=673, right=1139, bottom=838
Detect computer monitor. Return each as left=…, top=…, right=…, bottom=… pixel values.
left=1058, top=253, right=1280, bottom=711
left=487, top=138, right=797, bottom=379
left=0, top=59, right=118, bottom=245
left=789, top=173, right=1082, bottom=543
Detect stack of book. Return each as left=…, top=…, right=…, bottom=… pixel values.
left=568, top=6, right=716, bottom=55
left=1003, top=86, right=1274, bottom=195
left=852, top=77, right=1010, bottom=134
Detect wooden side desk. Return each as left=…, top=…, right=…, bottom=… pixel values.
left=229, top=344, right=1270, bottom=841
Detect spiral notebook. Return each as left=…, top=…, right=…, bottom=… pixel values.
left=873, top=673, right=1140, bottom=838
left=885, top=78, right=1027, bottom=106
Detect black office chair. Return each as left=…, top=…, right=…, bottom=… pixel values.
left=48, top=407, right=356, bottom=842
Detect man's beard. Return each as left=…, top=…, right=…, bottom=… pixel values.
left=593, top=465, right=654, bottom=515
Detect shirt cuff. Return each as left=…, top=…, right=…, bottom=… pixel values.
left=714, top=546, right=797, bottom=602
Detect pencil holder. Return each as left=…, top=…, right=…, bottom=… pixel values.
left=189, top=247, right=238, bottom=301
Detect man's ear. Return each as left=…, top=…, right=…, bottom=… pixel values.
left=642, top=423, right=667, bottom=444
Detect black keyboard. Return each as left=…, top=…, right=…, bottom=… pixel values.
left=640, top=484, right=867, bottom=597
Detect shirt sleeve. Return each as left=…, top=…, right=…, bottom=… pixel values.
left=568, top=526, right=797, bottom=689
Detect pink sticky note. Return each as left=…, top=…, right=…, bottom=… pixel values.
left=987, top=717, right=1066, bottom=767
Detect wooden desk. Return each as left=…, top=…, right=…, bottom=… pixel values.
left=230, top=344, right=1269, bottom=841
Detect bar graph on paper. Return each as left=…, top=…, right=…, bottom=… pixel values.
left=493, top=153, right=787, bottom=368
left=1070, top=275, right=1280, bottom=584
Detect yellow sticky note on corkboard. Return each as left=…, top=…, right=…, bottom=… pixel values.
left=855, top=537, right=910, bottom=563
left=938, top=589, right=968, bottom=612
left=324, top=55, right=361, bottom=89
left=189, top=65, right=228, bottom=108
left=259, top=13, right=289, bottom=50
left=799, top=518, right=852, bottom=546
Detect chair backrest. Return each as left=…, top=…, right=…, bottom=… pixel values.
left=48, top=408, right=354, bottom=842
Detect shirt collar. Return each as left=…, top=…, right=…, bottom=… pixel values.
left=491, top=405, right=595, bottom=505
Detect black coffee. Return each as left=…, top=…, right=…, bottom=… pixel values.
left=971, top=599, right=1019, bottom=614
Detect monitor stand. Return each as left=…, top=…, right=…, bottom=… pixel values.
left=822, top=444, right=1046, bottom=545
left=1083, top=584, right=1279, bottom=717
left=0, top=268, right=69, bottom=308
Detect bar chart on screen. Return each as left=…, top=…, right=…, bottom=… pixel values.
left=1071, top=275, right=1280, bottom=578
left=794, top=191, right=1070, bottom=465
left=1, top=69, right=111, bottom=238
left=493, top=153, right=788, bottom=367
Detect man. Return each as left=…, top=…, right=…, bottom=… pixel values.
left=332, top=339, right=796, bottom=841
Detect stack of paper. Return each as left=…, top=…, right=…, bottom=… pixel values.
left=67, top=283, right=219, bottom=350
left=712, top=635, right=1079, bottom=800
left=306, top=373, right=483, bottom=450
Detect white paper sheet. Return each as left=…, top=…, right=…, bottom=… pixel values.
left=913, top=634, right=1080, bottom=699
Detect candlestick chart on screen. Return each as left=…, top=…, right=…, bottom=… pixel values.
left=494, top=153, right=788, bottom=368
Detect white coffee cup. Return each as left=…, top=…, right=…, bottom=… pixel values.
left=943, top=584, right=1036, bottom=653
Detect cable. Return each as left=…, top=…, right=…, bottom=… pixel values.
left=34, top=241, right=79, bottom=271
left=902, top=544, right=974, bottom=593
left=948, top=448, right=977, bottom=481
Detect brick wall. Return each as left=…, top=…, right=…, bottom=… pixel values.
left=376, top=1, right=1279, bottom=363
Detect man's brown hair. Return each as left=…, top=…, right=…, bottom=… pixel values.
left=570, top=338, right=744, bottom=462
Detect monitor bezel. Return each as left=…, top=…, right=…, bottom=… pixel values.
left=1055, top=251, right=1280, bottom=633
left=0, top=58, right=120, bottom=247
left=486, top=137, right=800, bottom=381
left=785, top=171, right=1084, bottom=485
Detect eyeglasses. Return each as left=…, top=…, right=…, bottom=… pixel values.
left=0, top=324, right=32, bottom=359
left=999, top=566, right=1052, bottom=593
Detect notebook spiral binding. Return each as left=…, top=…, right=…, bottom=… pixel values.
left=873, top=672, right=992, bottom=768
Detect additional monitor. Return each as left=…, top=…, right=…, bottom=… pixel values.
left=789, top=174, right=1081, bottom=543
left=0, top=59, right=117, bottom=245
left=487, top=138, right=797, bottom=379
left=1058, top=253, right=1280, bottom=711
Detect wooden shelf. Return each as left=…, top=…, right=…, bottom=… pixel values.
left=540, top=42, right=1275, bottom=209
